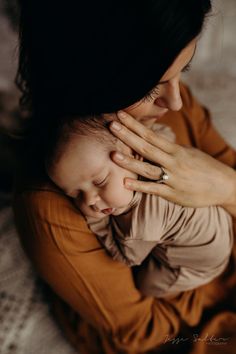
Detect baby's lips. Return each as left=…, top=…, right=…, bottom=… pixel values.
left=101, top=208, right=115, bottom=215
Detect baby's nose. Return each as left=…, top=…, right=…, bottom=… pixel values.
left=84, top=191, right=101, bottom=206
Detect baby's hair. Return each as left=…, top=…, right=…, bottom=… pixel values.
left=46, top=114, right=119, bottom=169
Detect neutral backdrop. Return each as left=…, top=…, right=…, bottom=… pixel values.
left=0, top=1, right=235, bottom=354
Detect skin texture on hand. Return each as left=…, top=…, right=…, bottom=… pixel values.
left=109, top=111, right=236, bottom=214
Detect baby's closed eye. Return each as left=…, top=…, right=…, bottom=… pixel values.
left=94, top=174, right=110, bottom=188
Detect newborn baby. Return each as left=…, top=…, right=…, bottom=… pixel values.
left=46, top=115, right=233, bottom=298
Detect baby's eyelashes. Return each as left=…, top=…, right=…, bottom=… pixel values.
left=94, top=177, right=107, bottom=187
left=93, top=174, right=110, bottom=188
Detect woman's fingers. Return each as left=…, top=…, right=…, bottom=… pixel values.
left=110, top=119, right=173, bottom=168
left=113, top=111, right=177, bottom=154
left=108, top=111, right=236, bottom=209
left=123, top=177, right=174, bottom=199
left=111, top=151, right=170, bottom=181
left=123, top=177, right=200, bottom=208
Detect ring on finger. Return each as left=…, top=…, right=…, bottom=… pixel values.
left=155, top=167, right=169, bottom=184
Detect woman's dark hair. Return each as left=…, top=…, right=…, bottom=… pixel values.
left=16, top=0, right=211, bottom=158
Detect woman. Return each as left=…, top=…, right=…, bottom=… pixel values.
left=14, top=1, right=236, bottom=353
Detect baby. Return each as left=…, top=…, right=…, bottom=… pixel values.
left=46, top=115, right=233, bottom=298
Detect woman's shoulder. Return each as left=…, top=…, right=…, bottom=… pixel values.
left=179, top=82, right=196, bottom=109
left=179, top=82, right=206, bottom=121
left=158, top=82, right=204, bottom=146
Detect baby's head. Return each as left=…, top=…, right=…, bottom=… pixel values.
left=46, top=115, right=138, bottom=218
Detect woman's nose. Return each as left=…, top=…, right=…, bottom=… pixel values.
left=154, top=76, right=183, bottom=111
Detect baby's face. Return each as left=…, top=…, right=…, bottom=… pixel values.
left=47, top=135, right=137, bottom=218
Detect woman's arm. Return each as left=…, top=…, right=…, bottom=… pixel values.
left=108, top=85, right=236, bottom=215
left=13, top=188, right=204, bottom=353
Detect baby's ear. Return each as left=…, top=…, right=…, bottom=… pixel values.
left=124, top=148, right=143, bottom=161
left=134, top=152, right=144, bottom=161
left=116, top=140, right=143, bottom=161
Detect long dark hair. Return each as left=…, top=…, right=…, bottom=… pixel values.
left=16, top=0, right=211, bottom=159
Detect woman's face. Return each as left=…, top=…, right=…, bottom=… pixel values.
left=124, top=39, right=197, bottom=123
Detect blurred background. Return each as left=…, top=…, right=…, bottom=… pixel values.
left=0, top=0, right=235, bottom=353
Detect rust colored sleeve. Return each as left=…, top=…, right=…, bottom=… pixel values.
left=13, top=188, right=204, bottom=353
left=180, top=83, right=236, bottom=168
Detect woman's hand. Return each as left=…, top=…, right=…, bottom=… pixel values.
left=109, top=111, right=236, bottom=210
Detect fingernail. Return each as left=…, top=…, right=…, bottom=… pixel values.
left=114, top=152, right=124, bottom=160
left=118, top=111, right=127, bottom=119
left=125, top=180, right=131, bottom=188
left=110, top=121, right=122, bottom=131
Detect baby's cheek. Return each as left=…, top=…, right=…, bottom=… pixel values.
left=104, top=184, right=133, bottom=207
left=73, top=199, right=86, bottom=214
left=74, top=196, right=91, bottom=215
left=73, top=199, right=89, bottom=215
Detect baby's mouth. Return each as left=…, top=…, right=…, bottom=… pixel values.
left=91, top=205, right=116, bottom=215
left=101, top=208, right=116, bottom=215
